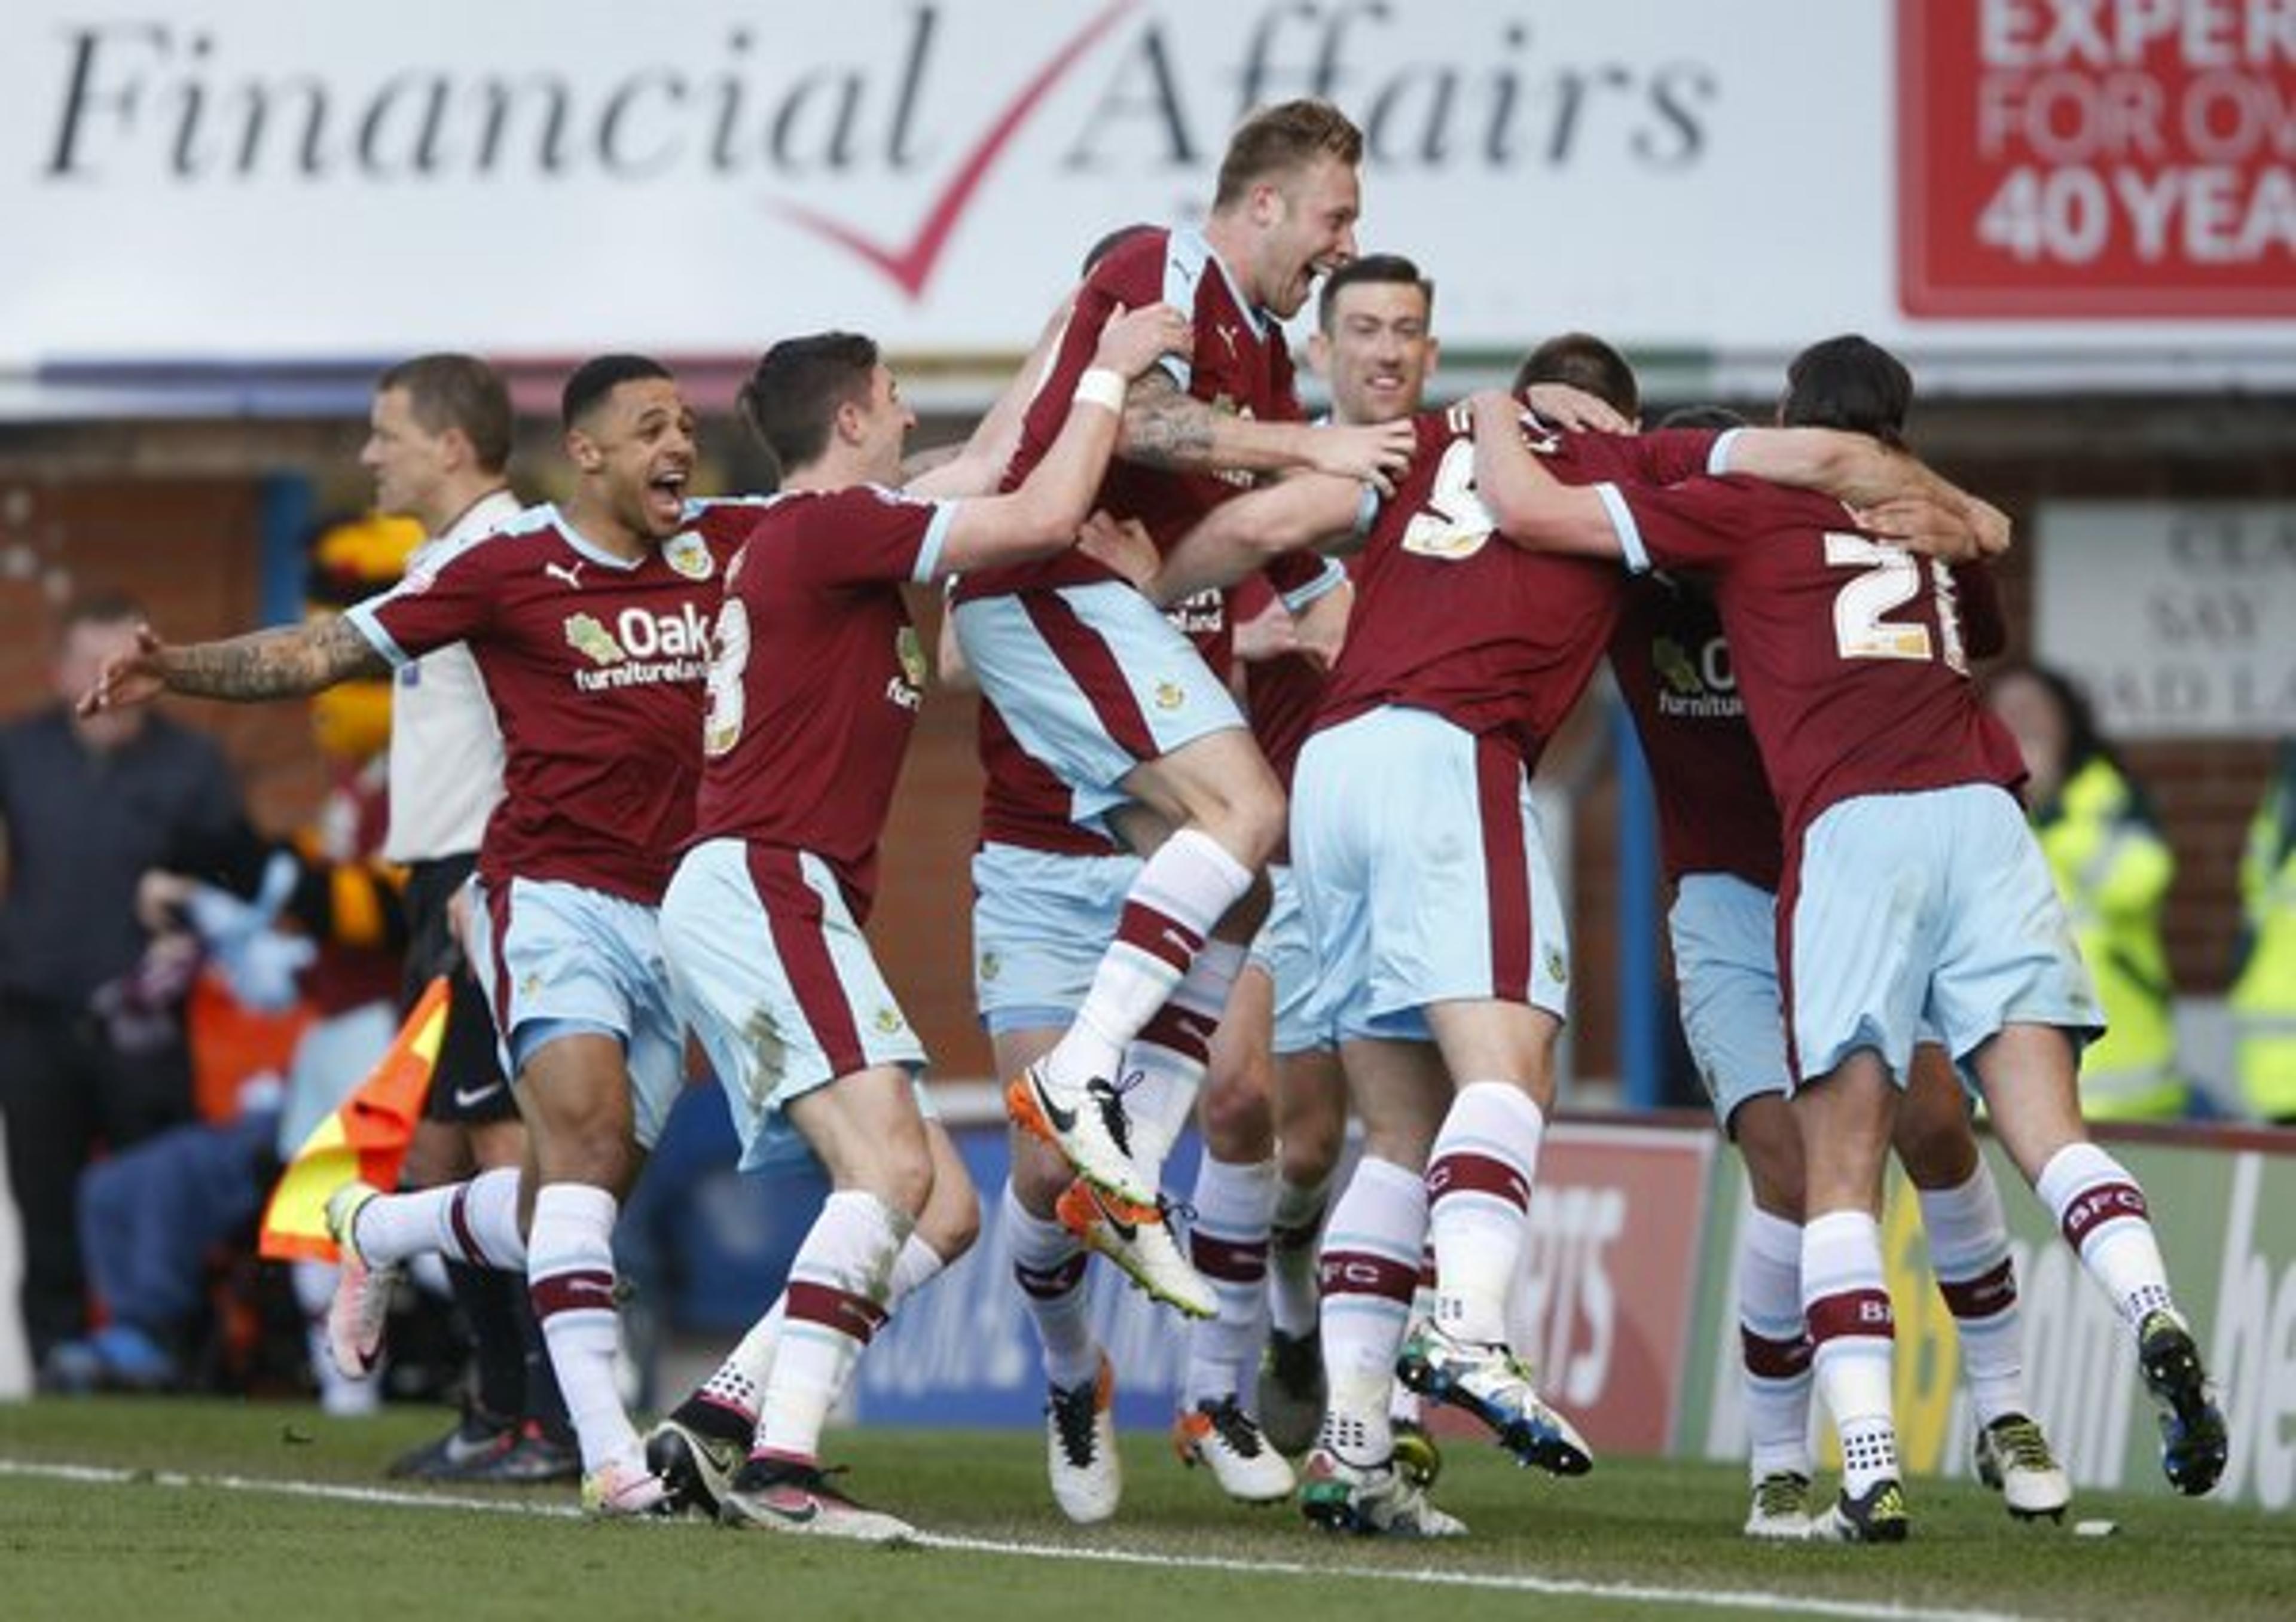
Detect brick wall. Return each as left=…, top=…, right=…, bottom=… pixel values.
left=0, top=474, right=329, bottom=837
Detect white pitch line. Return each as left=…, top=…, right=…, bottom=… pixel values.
left=918, top=1531, right=2028, bottom=1621
left=0, top=1458, right=579, bottom=1519
left=0, top=1458, right=2026, bottom=1622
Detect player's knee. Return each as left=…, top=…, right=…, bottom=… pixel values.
left=1893, top=1107, right=1977, bottom=1187
left=1009, top=1135, right=1071, bottom=1211
left=871, top=1140, right=936, bottom=1221
left=1199, top=1075, right=1273, bottom=1159
left=920, top=1157, right=982, bottom=1261
left=1745, top=1156, right=1806, bottom=1221
left=921, top=1195, right=980, bottom=1264
left=1228, top=778, right=1286, bottom=869
left=536, top=1134, right=637, bottom=1199
left=1731, top=1096, right=1806, bottom=1217
left=400, top=1122, right=473, bottom=1190
left=1280, top=1110, right=1345, bottom=1187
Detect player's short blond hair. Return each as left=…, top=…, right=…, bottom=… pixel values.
left=1213, top=99, right=1363, bottom=209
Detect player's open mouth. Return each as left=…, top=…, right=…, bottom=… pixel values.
left=646, top=471, right=688, bottom=520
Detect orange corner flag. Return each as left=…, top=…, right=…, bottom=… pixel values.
left=258, top=977, right=453, bottom=1262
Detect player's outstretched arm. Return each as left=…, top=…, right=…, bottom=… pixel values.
left=1468, top=391, right=1620, bottom=557
left=1122, top=372, right=1415, bottom=494
left=79, top=617, right=385, bottom=716
left=1147, top=471, right=1362, bottom=606
left=1721, top=430, right=2010, bottom=558
left=935, top=302, right=1189, bottom=573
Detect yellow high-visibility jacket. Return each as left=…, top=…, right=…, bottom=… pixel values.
left=2231, top=742, right=2296, bottom=1123
left=2034, top=756, right=2185, bottom=1120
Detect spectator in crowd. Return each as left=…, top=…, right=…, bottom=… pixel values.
left=41, top=521, right=413, bottom=1400
left=41, top=924, right=305, bottom=1395
left=2230, top=737, right=2296, bottom=1125
left=1986, top=663, right=2188, bottom=1121
left=0, top=590, right=247, bottom=1365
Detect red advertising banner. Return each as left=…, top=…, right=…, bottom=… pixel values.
left=1899, top=0, right=2296, bottom=317
left=1501, top=1122, right=1714, bottom=1453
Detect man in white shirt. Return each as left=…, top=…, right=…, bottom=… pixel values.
left=359, top=353, right=573, bottom=1483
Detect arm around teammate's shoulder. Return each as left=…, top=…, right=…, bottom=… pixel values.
left=1723, top=430, right=2009, bottom=559
left=933, top=302, right=1190, bottom=575
left=1121, top=374, right=1415, bottom=495
left=1468, top=390, right=1621, bottom=558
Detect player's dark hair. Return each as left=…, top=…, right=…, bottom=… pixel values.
left=1213, top=99, right=1363, bottom=209
left=1081, top=223, right=1158, bottom=279
left=561, top=354, right=672, bottom=433
left=1513, top=332, right=1640, bottom=420
left=1316, top=253, right=1434, bottom=334
left=738, top=332, right=880, bottom=472
left=1781, top=334, right=1912, bottom=449
left=376, top=353, right=513, bottom=474
left=1656, top=404, right=1748, bottom=432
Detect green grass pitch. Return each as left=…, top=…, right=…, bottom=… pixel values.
left=2, top=1398, right=2290, bottom=1621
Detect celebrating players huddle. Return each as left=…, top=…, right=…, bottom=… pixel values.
left=81, top=96, right=2228, bottom=1548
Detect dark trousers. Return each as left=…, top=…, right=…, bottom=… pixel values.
left=0, top=997, right=193, bottom=1360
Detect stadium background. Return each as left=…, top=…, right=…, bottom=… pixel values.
left=0, top=0, right=2292, bottom=1508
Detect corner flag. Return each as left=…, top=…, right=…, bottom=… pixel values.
left=258, top=977, right=451, bottom=1261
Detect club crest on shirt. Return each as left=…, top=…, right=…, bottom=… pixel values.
left=1544, top=945, right=1568, bottom=987
left=661, top=531, right=715, bottom=581
left=978, top=950, right=1000, bottom=983
left=564, top=614, right=627, bottom=665
left=872, top=1006, right=906, bottom=1035
left=1153, top=680, right=1186, bottom=712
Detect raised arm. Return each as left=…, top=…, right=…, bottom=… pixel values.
left=933, top=303, right=1190, bottom=573
left=80, top=616, right=386, bottom=716
left=1123, top=371, right=1415, bottom=494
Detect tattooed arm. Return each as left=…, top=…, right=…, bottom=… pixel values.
left=1122, top=371, right=1415, bottom=494
left=79, top=616, right=387, bottom=716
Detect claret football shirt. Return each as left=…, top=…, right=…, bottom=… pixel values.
left=1599, top=475, right=2022, bottom=845
left=955, top=225, right=1305, bottom=604
left=1609, top=577, right=1785, bottom=891
left=349, top=500, right=755, bottom=904
left=1317, top=404, right=1722, bottom=768
left=691, top=484, right=954, bottom=919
